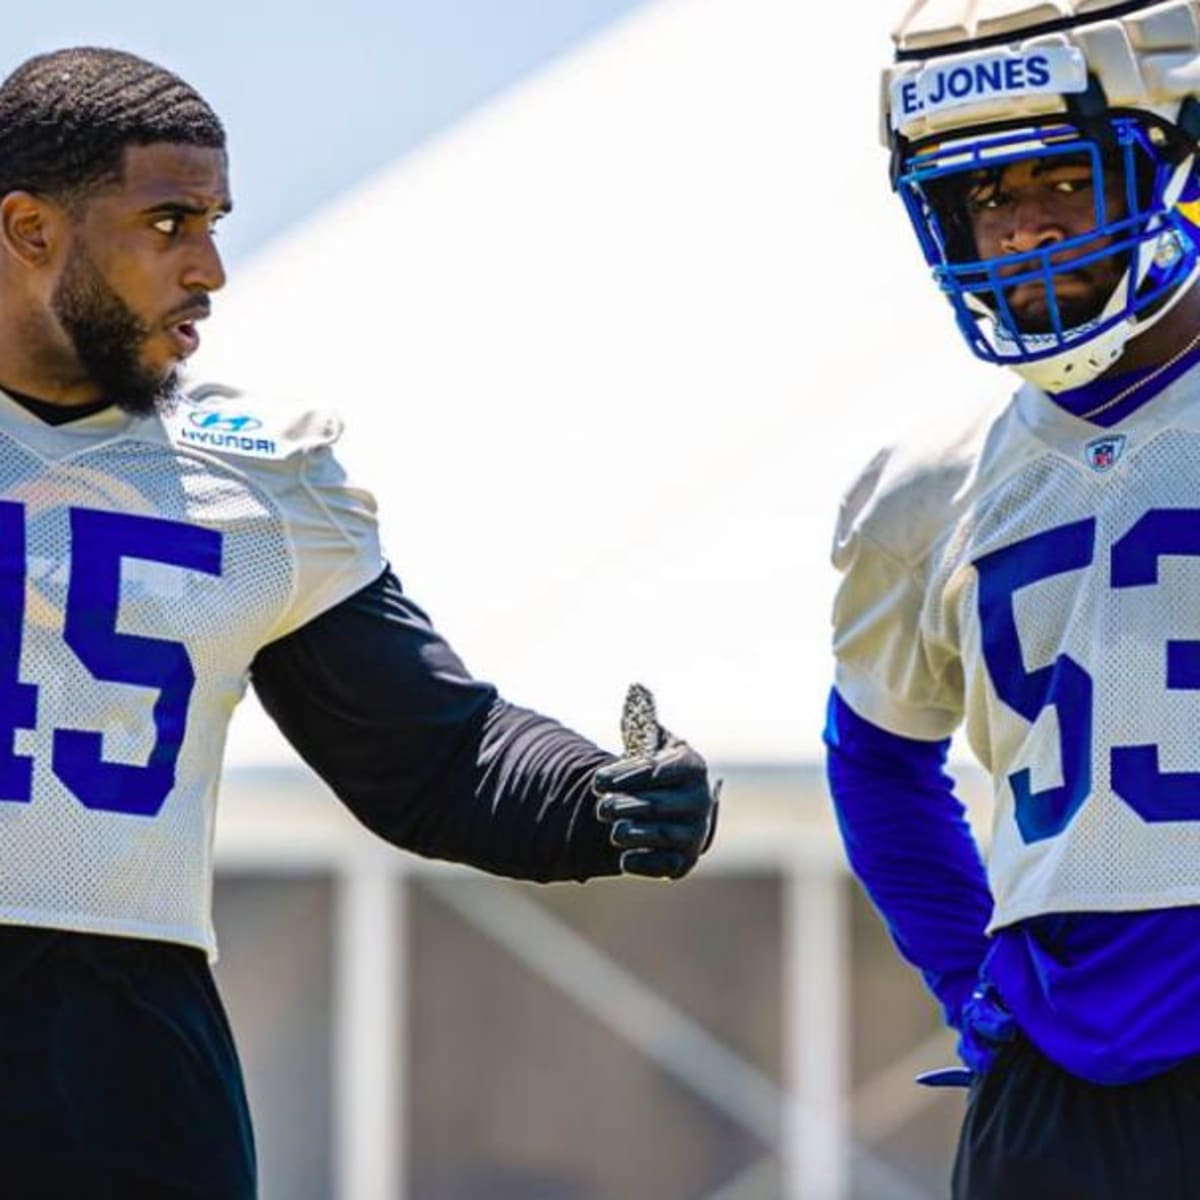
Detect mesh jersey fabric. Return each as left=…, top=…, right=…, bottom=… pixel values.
left=832, top=362, right=1200, bottom=931
left=0, top=385, right=382, bottom=958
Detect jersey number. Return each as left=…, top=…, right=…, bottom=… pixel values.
left=0, top=504, right=222, bottom=818
left=976, top=509, right=1200, bottom=844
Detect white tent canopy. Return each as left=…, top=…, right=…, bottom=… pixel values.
left=198, top=0, right=999, bottom=768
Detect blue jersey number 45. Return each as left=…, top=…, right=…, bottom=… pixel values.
left=0, top=503, right=222, bottom=818
left=976, top=509, right=1200, bottom=844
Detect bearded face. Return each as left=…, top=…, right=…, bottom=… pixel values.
left=51, top=239, right=181, bottom=416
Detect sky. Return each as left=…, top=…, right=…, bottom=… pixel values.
left=0, top=0, right=994, bottom=764
left=0, top=0, right=649, bottom=265
left=191, top=0, right=992, bottom=766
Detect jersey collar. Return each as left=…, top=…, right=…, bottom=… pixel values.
left=1014, top=357, right=1200, bottom=464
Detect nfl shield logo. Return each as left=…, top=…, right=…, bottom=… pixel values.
left=1085, top=435, right=1126, bottom=472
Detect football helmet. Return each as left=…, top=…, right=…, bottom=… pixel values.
left=884, top=0, right=1200, bottom=391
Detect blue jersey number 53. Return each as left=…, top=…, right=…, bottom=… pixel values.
left=976, top=509, right=1200, bottom=843
left=0, top=503, right=222, bottom=818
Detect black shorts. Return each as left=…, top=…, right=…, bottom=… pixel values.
left=954, top=1035, right=1200, bottom=1200
left=0, top=925, right=255, bottom=1199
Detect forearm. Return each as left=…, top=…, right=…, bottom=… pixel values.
left=447, top=698, right=621, bottom=880
left=824, top=688, right=993, bottom=1026
left=250, top=568, right=622, bottom=881
left=325, top=693, right=622, bottom=879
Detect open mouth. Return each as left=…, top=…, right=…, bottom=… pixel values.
left=164, top=313, right=206, bottom=359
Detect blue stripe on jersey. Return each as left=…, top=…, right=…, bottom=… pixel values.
left=827, top=688, right=1200, bottom=1085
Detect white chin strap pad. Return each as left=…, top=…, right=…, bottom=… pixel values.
left=1011, top=326, right=1129, bottom=392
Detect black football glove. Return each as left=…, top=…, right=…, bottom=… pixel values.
left=592, top=734, right=720, bottom=880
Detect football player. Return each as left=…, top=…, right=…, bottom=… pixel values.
left=827, top=0, right=1200, bottom=1195
left=0, top=47, right=718, bottom=1198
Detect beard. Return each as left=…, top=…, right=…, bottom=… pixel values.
left=50, top=244, right=181, bottom=416
left=998, top=265, right=1121, bottom=335
left=1004, top=287, right=1108, bottom=335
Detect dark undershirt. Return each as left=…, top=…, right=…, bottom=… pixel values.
left=251, top=567, right=621, bottom=883
left=2, top=388, right=114, bottom=426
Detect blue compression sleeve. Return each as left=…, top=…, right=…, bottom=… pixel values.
left=824, top=689, right=994, bottom=1028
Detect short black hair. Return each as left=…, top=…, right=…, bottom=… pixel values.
left=0, top=47, right=225, bottom=206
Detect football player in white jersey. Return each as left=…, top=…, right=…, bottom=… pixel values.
left=0, top=47, right=718, bottom=1198
left=827, top=0, right=1200, bottom=1195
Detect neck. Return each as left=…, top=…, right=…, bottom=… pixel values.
left=1102, top=276, right=1200, bottom=378
left=0, top=294, right=102, bottom=407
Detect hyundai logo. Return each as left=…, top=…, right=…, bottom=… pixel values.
left=188, top=412, right=263, bottom=434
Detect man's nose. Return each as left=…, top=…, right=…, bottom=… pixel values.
left=1002, top=197, right=1065, bottom=255
left=181, top=236, right=226, bottom=293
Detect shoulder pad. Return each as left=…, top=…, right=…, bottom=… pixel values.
left=166, top=382, right=344, bottom=462
left=842, top=399, right=1009, bottom=564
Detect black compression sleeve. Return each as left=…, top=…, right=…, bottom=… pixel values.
left=249, top=568, right=622, bottom=881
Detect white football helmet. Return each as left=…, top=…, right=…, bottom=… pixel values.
left=884, top=0, right=1200, bottom=391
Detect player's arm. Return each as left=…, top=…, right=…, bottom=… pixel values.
left=825, top=688, right=993, bottom=1031
left=249, top=567, right=715, bottom=882
left=828, top=449, right=998, bottom=1047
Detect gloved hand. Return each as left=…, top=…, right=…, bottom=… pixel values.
left=915, top=984, right=1017, bottom=1089
left=592, top=685, right=719, bottom=879
left=957, top=982, right=1017, bottom=1076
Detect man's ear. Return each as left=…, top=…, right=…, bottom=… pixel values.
left=0, top=191, right=62, bottom=269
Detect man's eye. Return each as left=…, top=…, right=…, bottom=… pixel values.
left=153, top=215, right=181, bottom=236
left=1051, top=177, right=1090, bottom=194
left=966, top=190, right=1005, bottom=213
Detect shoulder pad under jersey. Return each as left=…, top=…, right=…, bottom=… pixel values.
left=165, top=381, right=344, bottom=462
left=837, top=397, right=1012, bottom=565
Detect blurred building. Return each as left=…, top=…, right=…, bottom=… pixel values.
left=214, top=764, right=988, bottom=1200
left=196, top=0, right=1003, bottom=1196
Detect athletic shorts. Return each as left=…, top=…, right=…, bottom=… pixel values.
left=954, top=1034, right=1200, bottom=1200
left=0, top=925, right=256, bottom=1199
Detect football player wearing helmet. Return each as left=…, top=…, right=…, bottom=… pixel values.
left=0, top=47, right=718, bottom=1198
left=828, top=1, right=1200, bottom=1195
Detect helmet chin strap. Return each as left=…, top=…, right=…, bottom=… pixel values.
left=1009, top=324, right=1126, bottom=392
left=1011, top=253, right=1200, bottom=392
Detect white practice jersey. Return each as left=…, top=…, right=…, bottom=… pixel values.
left=833, top=364, right=1200, bottom=931
left=0, top=384, right=382, bottom=957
